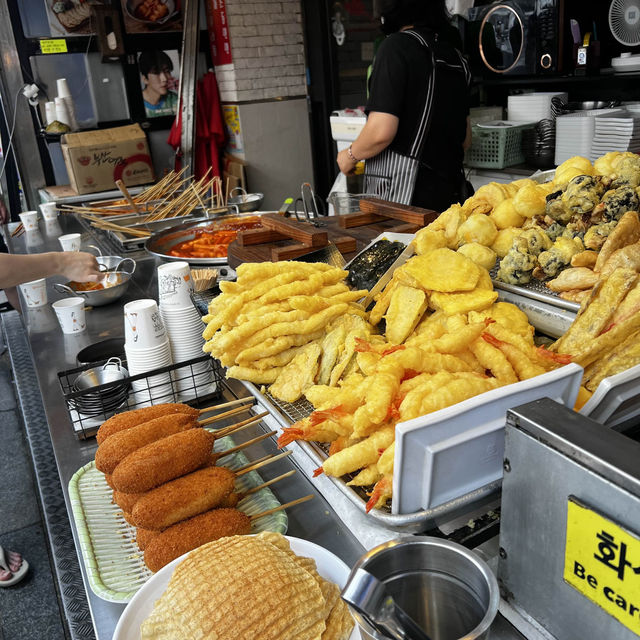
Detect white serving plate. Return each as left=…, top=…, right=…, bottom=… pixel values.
left=113, top=535, right=359, bottom=640
left=393, top=363, right=584, bottom=514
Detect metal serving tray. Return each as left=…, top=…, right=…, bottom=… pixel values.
left=240, top=381, right=501, bottom=533
left=144, top=212, right=271, bottom=266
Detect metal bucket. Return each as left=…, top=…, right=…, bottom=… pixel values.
left=347, top=537, right=499, bottom=640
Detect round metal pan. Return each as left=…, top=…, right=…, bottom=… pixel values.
left=144, top=213, right=270, bottom=265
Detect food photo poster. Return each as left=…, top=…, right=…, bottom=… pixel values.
left=121, top=0, right=183, bottom=33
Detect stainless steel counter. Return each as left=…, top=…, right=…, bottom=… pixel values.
left=3, top=213, right=525, bottom=640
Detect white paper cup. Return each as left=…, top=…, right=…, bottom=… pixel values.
left=39, top=202, right=58, bottom=220
left=19, top=278, right=47, bottom=308
left=59, top=233, right=82, bottom=252
left=19, top=211, right=38, bottom=231
left=55, top=96, right=70, bottom=127
left=124, top=299, right=167, bottom=348
left=157, top=262, right=194, bottom=308
left=52, top=297, right=86, bottom=334
left=44, top=101, right=56, bottom=126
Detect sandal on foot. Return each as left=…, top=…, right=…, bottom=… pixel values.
left=0, top=546, right=29, bottom=587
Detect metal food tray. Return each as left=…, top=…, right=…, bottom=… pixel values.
left=144, top=212, right=272, bottom=266
left=239, top=381, right=501, bottom=532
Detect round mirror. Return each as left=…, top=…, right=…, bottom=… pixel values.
left=479, top=4, right=524, bottom=73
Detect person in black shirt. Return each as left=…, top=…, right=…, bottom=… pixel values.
left=337, top=0, right=472, bottom=212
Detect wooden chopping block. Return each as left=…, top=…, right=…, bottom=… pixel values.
left=337, top=211, right=387, bottom=228
left=260, top=213, right=328, bottom=247
left=237, top=228, right=288, bottom=246
left=271, top=236, right=357, bottom=261
left=358, top=198, right=439, bottom=226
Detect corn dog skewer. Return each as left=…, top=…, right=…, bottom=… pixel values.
left=198, top=397, right=254, bottom=414
left=198, top=404, right=255, bottom=426
left=143, top=494, right=313, bottom=572
left=250, top=495, right=314, bottom=521
left=213, top=411, right=268, bottom=438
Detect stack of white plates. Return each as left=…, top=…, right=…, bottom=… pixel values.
left=590, top=112, right=640, bottom=161
left=157, top=262, right=214, bottom=401
left=555, top=108, right=624, bottom=166
left=507, top=92, right=568, bottom=122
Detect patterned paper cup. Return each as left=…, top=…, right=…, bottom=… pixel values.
left=59, top=233, right=82, bottom=252
left=19, top=278, right=48, bottom=308
left=124, top=299, right=167, bottom=348
left=52, top=297, right=87, bottom=334
left=19, top=211, right=38, bottom=231
left=157, top=261, right=194, bottom=308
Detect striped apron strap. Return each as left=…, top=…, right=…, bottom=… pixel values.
left=364, top=30, right=437, bottom=205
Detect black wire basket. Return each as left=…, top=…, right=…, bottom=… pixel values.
left=58, top=354, right=224, bottom=440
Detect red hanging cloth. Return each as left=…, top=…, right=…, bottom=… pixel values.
left=167, top=70, right=226, bottom=180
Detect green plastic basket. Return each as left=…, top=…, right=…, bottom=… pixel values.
left=465, top=123, right=534, bottom=169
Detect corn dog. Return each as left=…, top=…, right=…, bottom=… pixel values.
left=97, top=403, right=199, bottom=444
left=113, top=489, right=145, bottom=513
left=136, top=527, right=158, bottom=551
left=95, top=413, right=197, bottom=474
left=143, top=508, right=251, bottom=572
left=104, top=473, right=115, bottom=490
left=132, top=466, right=236, bottom=530
left=112, top=429, right=215, bottom=493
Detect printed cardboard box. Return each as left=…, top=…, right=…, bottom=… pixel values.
left=61, top=124, right=154, bottom=195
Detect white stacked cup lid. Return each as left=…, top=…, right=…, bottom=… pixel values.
left=157, top=262, right=213, bottom=399
left=124, top=299, right=175, bottom=405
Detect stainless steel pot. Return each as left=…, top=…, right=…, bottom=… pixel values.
left=344, top=537, right=500, bottom=640
left=54, top=257, right=136, bottom=307
left=227, top=187, right=264, bottom=213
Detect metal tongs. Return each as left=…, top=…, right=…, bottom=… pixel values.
left=341, top=569, right=432, bottom=640
left=294, top=182, right=326, bottom=227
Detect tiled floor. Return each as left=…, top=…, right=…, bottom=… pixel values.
left=0, top=344, right=68, bottom=640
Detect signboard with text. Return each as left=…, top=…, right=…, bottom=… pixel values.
left=564, top=498, right=640, bottom=635
left=205, top=0, right=232, bottom=66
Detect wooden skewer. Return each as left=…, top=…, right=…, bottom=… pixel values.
left=214, top=411, right=269, bottom=438
left=236, top=453, right=271, bottom=473
left=214, top=414, right=267, bottom=440
left=198, top=404, right=255, bottom=427
left=215, top=430, right=276, bottom=460
left=240, top=469, right=296, bottom=498
left=10, top=223, right=24, bottom=237
left=250, top=495, right=314, bottom=521
left=115, top=180, right=141, bottom=214
left=224, top=177, right=230, bottom=207
left=198, top=397, right=254, bottom=414
left=236, top=450, right=292, bottom=476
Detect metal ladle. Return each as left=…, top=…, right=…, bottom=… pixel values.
left=341, top=568, right=432, bottom=640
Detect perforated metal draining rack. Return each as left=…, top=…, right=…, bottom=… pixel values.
left=241, top=382, right=502, bottom=532
left=490, top=265, right=580, bottom=313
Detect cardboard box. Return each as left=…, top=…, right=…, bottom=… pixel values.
left=61, top=124, right=154, bottom=195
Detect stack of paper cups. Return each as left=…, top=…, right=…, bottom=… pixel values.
left=124, top=299, right=175, bottom=406
left=44, top=101, right=56, bottom=126
left=56, top=78, right=78, bottom=131
left=157, top=262, right=213, bottom=400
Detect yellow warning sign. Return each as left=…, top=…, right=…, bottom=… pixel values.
left=40, top=39, right=68, bottom=54
left=564, top=498, right=640, bottom=635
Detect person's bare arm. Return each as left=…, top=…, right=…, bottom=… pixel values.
left=463, top=116, right=472, bottom=152
left=337, top=111, right=399, bottom=175
left=0, top=251, right=101, bottom=288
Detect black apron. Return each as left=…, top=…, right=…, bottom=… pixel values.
left=364, top=29, right=470, bottom=206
